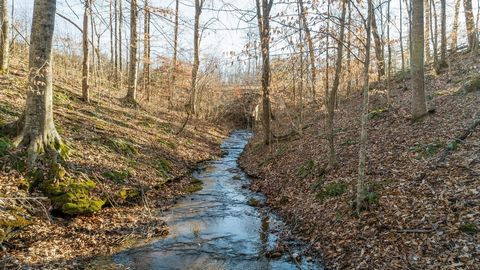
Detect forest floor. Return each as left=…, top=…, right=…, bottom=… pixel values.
left=240, top=52, right=480, bottom=269
left=0, top=54, right=227, bottom=268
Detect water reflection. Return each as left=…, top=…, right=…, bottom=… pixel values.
left=113, top=130, right=323, bottom=270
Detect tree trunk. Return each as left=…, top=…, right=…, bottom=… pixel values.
left=256, top=0, right=273, bottom=145
left=346, top=0, right=352, bottom=96
left=143, top=0, right=151, bottom=102
left=451, top=0, right=461, bottom=52
left=123, top=0, right=138, bottom=104
left=424, top=0, right=431, bottom=64
left=169, top=0, right=179, bottom=110
left=464, top=0, right=478, bottom=51
left=298, top=0, right=316, bottom=103
left=190, top=0, right=203, bottom=115
left=387, top=0, right=392, bottom=105
left=326, top=0, right=347, bottom=169
left=114, top=0, right=119, bottom=88
left=0, top=0, right=9, bottom=72
left=357, top=0, right=373, bottom=215
left=82, top=0, right=91, bottom=102
left=411, top=0, right=427, bottom=119
left=399, top=0, right=407, bottom=89
left=429, top=0, right=438, bottom=67
left=119, top=0, right=123, bottom=89
left=371, top=9, right=385, bottom=81
left=438, top=0, right=447, bottom=68
left=12, top=0, right=61, bottom=167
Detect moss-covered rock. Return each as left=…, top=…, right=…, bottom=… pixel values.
left=463, top=76, right=480, bottom=93
left=40, top=164, right=105, bottom=216
left=118, top=188, right=141, bottom=203
left=106, top=138, right=138, bottom=157
left=0, top=209, right=31, bottom=244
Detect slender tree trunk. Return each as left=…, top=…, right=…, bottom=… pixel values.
left=298, top=0, right=316, bottom=103
left=326, top=0, right=347, bottom=169
left=82, top=0, right=91, bottom=102
left=0, top=0, right=9, bottom=72
left=119, top=0, right=123, bottom=88
left=411, top=0, right=427, bottom=119
left=325, top=3, right=330, bottom=107
left=190, top=0, right=204, bottom=115
left=109, top=0, right=114, bottom=66
left=346, top=0, right=352, bottom=96
left=124, top=0, right=137, bottom=104
left=451, top=0, right=461, bottom=52
left=114, top=0, right=119, bottom=87
left=357, top=0, right=373, bottom=215
left=430, top=0, right=438, bottom=66
left=371, top=9, right=385, bottom=81
left=13, top=0, right=61, bottom=167
left=387, top=0, right=392, bottom=105
left=297, top=0, right=304, bottom=134
left=399, top=0, right=407, bottom=89
left=169, top=0, right=179, bottom=109
left=438, top=0, right=447, bottom=68
left=464, top=0, right=478, bottom=51
left=143, top=0, right=151, bottom=102
left=425, top=0, right=431, bottom=64
left=256, top=0, right=273, bottom=145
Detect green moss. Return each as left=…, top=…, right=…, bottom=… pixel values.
left=102, top=170, right=130, bottom=184
left=159, top=123, right=173, bottom=134
left=463, top=76, right=480, bottom=93
left=316, top=182, right=347, bottom=202
left=118, top=188, right=141, bottom=202
left=39, top=164, right=105, bottom=216
left=17, top=178, right=30, bottom=191
left=297, top=159, right=315, bottom=178
left=106, top=138, right=138, bottom=157
left=0, top=136, right=11, bottom=156
left=53, top=139, right=71, bottom=160
left=410, top=141, right=444, bottom=159
left=247, top=198, right=260, bottom=207
left=459, top=223, right=477, bottom=235
left=156, top=157, right=172, bottom=179
left=368, top=108, right=388, bottom=119
left=158, top=138, right=177, bottom=150
left=0, top=211, right=31, bottom=244
left=185, top=179, right=203, bottom=193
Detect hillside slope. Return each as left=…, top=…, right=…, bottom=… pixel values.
left=240, top=53, right=480, bottom=269
left=0, top=51, right=226, bottom=268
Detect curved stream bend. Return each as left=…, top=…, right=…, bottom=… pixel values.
left=113, top=130, right=323, bottom=270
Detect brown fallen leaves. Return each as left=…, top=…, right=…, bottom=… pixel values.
left=240, top=53, right=480, bottom=269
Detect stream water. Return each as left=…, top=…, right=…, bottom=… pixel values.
left=112, top=130, right=323, bottom=270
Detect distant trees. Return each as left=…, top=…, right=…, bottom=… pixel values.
left=411, top=0, right=427, bottom=119
left=190, top=0, right=205, bottom=115
left=0, top=0, right=9, bottom=72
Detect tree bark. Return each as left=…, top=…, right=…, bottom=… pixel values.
left=0, top=0, right=9, bottom=72
left=298, top=0, right=316, bottom=103
left=371, top=8, right=385, bottom=81
left=424, top=0, right=431, bottom=64
left=438, top=0, right=447, bottom=68
left=256, top=0, right=273, bottom=145
left=464, top=0, right=478, bottom=51
left=411, top=0, right=427, bottom=119
left=326, top=0, right=347, bottom=169
left=169, top=0, right=179, bottom=110
left=82, top=0, right=91, bottom=102
left=11, top=0, right=62, bottom=167
left=190, top=0, right=204, bottom=115
left=143, top=0, right=151, bottom=102
left=357, top=0, right=373, bottom=215
left=450, top=0, right=461, bottom=52
left=399, top=0, right=407, bottom=89
left=124, top=0, right=138, bottom=104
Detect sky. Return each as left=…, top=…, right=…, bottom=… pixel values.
left=8, top=0, right=479, bottom=72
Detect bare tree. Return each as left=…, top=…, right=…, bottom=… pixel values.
left=2, top=0, right=62, bottom=167
left=357, top=0, right=373, bottom=214
left=0, top=0, right=9, bottom=72
left=169, top=0, right=179, bottom=109
left=326, top=0, right=347, bottom=169
left=298, top=0, right=316, bottom=102
left=450, top=0, right=461, bottom=52
left=411, top=0, right=427, bottom=119
left=371, top=7, right=385, bottom=81
left=463, top=0, right=478, bottom=51
left=438, top=0, right=447, bottom=68
left=190, top=0, right=205, bottom=115
left=82, top=0, right=91, bottom=102
left=143, top=0, right=151, bottom=102
left=256, top=0, right=273, bottom=145
left=124, top=0, right=138, bottom=105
